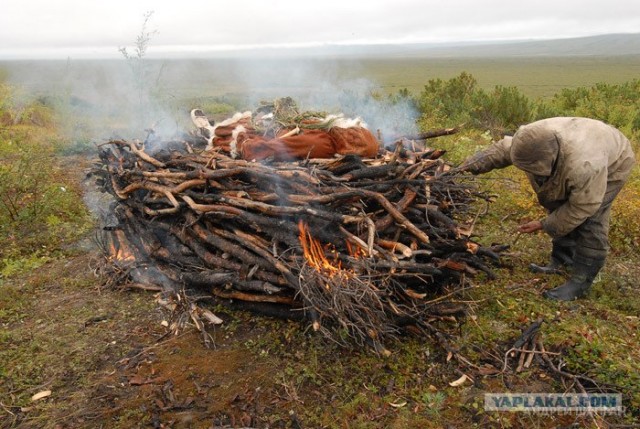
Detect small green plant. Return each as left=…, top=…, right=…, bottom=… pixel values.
left=421, top=391, right=447, bottom=416
left=118, top=10, right=158, bottom=130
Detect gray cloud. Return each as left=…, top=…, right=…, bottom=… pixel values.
left=1, top=0, right=639, bottom=58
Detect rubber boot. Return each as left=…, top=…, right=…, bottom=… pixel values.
left=529, top=244, right=575, bottom=275
left=543, top=255, right=605, bottom=301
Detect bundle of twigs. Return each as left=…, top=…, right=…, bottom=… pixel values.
left=94, top=132, right=502, bottom=352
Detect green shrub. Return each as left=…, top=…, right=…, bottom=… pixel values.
left=472, top=85, right=532, bottom=137
left=545, top=80, right=640, bottom=141
left=417, top=72, right=477, bottom=128
left=0, top=76, right=15, bottom=126
left=417, top=72, right=532, bottom=136
left=0, top=98, right=92, bottom=277
left=609, top=170, right=640, bottom=254
left=0, top=133, right=57, bottom=223
left=17, top=102, right=56, bottom=128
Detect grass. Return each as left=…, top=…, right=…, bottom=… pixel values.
left=0, top=59, right=639, bottom=428
left=431, top=131, right=640, bottom=420
left=3, top=55, right=640, bottom=106
left=346, top=56, right=640, bottom=99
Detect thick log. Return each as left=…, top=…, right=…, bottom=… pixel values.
left=109, top=139, right=166, bottom=168
left=377, top=239, right=413, bottom=259
left=188, top=218, right=279, bottom=276
left=361, top=189, right=430, bottom=244
left=181, top=272, right=285, bottom=294
left=341, top=163, right=403, bottom=181
left=374, top=188, right=417, bottom=231
left=211, top=289, right=296, bottom=305
left=204, top=220, right=301, bottom=289
left=216, top=299, right=306, bottom=321
left=396, top=127, right=459, bottom=141
left=182, top=192, right=363, bottom=224
left=169, top=223, right=288, bottom=286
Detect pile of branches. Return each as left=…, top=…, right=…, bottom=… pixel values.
left=94, top=132, right=503, bottom=352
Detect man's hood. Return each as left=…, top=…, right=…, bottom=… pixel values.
left=510, top=123, right=559, bottom=177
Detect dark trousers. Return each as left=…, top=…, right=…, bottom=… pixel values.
left=552, top=176, right=629, bottom=261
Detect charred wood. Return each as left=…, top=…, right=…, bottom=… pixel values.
left=95, top=132, right=503, bottom=351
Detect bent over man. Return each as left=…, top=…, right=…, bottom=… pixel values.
left=459, top=117, right=635, bottom=301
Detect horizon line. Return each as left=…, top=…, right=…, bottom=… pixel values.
left=1, top=32, right=639, bottom=61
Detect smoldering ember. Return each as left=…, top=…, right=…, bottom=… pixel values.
left=93, top=97, right=504, bottom=354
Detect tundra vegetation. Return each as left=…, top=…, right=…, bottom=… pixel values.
left=0, top=61, right=639, bottom=428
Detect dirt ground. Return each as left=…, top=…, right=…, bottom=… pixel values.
left=5, top=249, right=633, bottom=429
left=1, top=247, right=308, bottom=428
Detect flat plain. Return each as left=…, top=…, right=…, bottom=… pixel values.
left=3, top=54, right=640, bottom=106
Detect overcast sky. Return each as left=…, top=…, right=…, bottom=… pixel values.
left=1, top=0, right=639, bottom=59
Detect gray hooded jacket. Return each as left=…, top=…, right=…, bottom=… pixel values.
left=462, top=117, right=636, bottom=238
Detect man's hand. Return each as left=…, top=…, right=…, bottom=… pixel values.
left=517, top=220, right=543, bottom=234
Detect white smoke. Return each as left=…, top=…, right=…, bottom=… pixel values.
left=1, top=54, right=421, bottom=145
left=222, top=57, right=420, bottom=143
left=2, top=58, right=182, bottom=143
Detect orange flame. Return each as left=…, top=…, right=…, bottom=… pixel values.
left=108, top=230, right=136, bottom=262
left=345, top=240, right=366, bottom=259
left=298, top=221, right=342, bottom=275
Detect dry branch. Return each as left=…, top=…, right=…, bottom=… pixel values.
left=94, top=128, right=500, bottom=351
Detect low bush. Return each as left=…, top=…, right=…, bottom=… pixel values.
left=0, top=90, right=91, bottom=278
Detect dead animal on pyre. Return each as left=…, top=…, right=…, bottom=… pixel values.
left=92, top=98, right=503, bottom=354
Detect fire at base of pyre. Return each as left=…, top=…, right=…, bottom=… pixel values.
left=91, top=100, right=504, bottom=354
